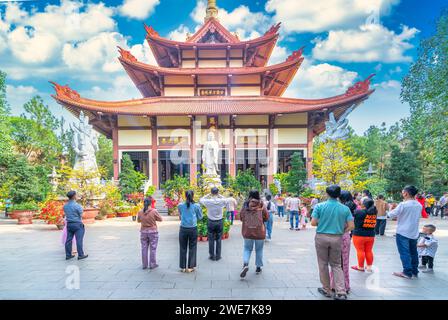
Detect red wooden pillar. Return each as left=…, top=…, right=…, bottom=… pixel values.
left=190, top=116, right=197, bottom=185
left=112, top=118, right=119, bottom=180
left=267, top=114, right=275, bottom=185
left=150, top=117, right=159, bottom=188
left=229, top=115, right=236, bottom=177
left=306, top=113, right=314, bottom=179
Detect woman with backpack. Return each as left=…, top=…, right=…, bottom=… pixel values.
left=137, top=196, right=163, bottom=270
left=264, top=194, right=276, bottom=241
left=239, top=190, right=270, bottom=278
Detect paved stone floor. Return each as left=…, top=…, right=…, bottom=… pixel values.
left=0, top=214, right=447, bottom=300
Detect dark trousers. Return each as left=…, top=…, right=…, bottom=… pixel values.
left=396, top=233, right=419, bottom=277
left=375, top=219, right=387, bottom=235
left=65, top=222, right=85, bottom=258
left=208, top=219, right=223, bottom=259
left=179, top=227, right=198, bottom=269
left=421, top=256, right=434, bottom=269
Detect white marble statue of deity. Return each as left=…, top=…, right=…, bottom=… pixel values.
left=71, top=111, right=99, bottom=173
left=322, top=106, right=355, bottom=141
left=202, top=131, right=220, bottom=176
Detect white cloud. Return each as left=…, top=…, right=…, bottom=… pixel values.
left=82, top=75, right=140, bottom=101
left=284, top=57, right=358, bottom=98
left=6, top=84, right=38, bottom=112
left=191, top=0, right=272, bottom=40
left=265, top=0, right=400, bottom=33
left=62, top=32, right=129, bottom=73
left=130, top=41, right=157, bottom=65
left=119, top=0, right=160, bottom=20
left=312, top=24, right=418, bottom=63
left=168, top=24, right=192, bottom=42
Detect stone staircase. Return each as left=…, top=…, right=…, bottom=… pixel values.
left=153, top=189, right=168, bottom=216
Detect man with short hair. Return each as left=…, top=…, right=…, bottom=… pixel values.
left=226, top=193, right=238, bottom=225
left=64, top=191, right=88, bottom=260
left=200, top=187, right=229, bottom=261
left=311, top=185, right=354, bottom=300
left=389, top=185, right=422, bottom=279
left=287, top=194, right=301, bottom=231
left=439, top=192, right=448, bottom=219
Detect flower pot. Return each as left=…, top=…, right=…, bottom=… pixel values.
left=56, top=224, right=65, bottom=230
left=17, top=211, right=34, bottom=225
left=106, top=213, right=116, bottom=219
left=197, top=236, right=202, bottom=241
left=8, top=211, right=19, bottom=219
left=202, top=236, right=208, bottom=242
left=82, top=208, right=99, bottom=224
left=116, top=212, right=130, bottom=218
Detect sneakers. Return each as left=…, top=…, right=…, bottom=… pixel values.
left=256, top=267, right=262, bottom=274
left=240, top=265, right=249, bottom=278
left=422, top=268, right=434, bottom=273
left=393, top=272, right=412, bottom=279
left=334, top=293, right=348, bottom=300
left=65, top=255, right=75, bottom=260
left=418, top=265, right=426, bottom=270
left=78, top=254, right=89, bottom=260
left=149, top=264, right=159, bottom=270
left=317, top=288, right=333, bottom=298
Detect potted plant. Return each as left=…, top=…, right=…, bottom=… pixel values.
left=223, top=219, right=231, bottom=239
left=115, top=201, right=132, bottom=217
left=11, top=202, right=39, bottom=225
left=38, top=198, right=65, bottom=229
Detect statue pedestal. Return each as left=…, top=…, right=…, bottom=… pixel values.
left=203, top=174, right=221, bottom=188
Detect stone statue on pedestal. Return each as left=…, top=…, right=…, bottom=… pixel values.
left=71, top=111, right=99, bottom=173
left=202, top=130, right=221, bottom=187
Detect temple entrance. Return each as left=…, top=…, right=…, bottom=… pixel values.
left=122, top=151, right=149, bottom=177
left=236, top=149, right=268, bottom=188
left=158, top=150, right=190, bottom=188
left=277, top=150, right=305, bottom=173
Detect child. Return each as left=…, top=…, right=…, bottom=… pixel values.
left=264, top=194, right=276, bottom=241
left=417, top=224, right=438, bottom=273
left=299, top=203, right=308, bottom=229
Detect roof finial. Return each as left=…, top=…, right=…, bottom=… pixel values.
left=205, top=0, right=219, bottom=22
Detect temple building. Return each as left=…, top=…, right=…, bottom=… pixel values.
left=51, top=0, right=374, bottom=189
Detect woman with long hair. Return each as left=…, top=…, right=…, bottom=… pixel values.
left=239, top=190, right=269, bottom=278
left=351, top=198, right=378, bottom=272
left=137, top=196, right=163, bottom=270
left=178, top=190, right=203, bottom=273
left=330, top=190, right=356, bottom=293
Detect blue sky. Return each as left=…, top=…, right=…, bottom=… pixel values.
left=0, top=0, right=446, bottom=134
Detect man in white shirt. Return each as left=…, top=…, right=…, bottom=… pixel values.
left=225, top=193, right=238, bottom=225
left=287, top=195, right=301, bottom=230
left=200, top=187, right=229, bottom=261
left=388, top=185, right=422, bottom=279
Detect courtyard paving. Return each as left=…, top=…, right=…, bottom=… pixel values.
left=0, top=214, right=447, bottom=300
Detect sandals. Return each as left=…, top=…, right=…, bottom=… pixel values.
left=317, top=287, right=333, bottom=298
left=351, top=266, right=365, bottom=272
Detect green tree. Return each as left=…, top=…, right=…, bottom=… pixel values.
left=384, top=145, right=422, bottom=200
left=401, top=11, right=448, bottom=189
left=284, top=152, right=307, bottom=195
left=227, top=169, right=261, bottom=198
left=22, top=96, right=61, bottom=131
left=119, top=154, right=146, bottom=197
left=0, top=71, right=12, bottom=157
left=96, top=135, right=114, bottom=179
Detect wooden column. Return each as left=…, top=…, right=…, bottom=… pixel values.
left=267, top=114, right=275, bottom=185
left=150, top=117, right=159, bottom=188
left=229, top=115, right=236, bottom=177
left=306, top=112, right=314, bottom=179
left=112, top=117, right=119, bottom=180
left=190, top=116, right=197, bottom=184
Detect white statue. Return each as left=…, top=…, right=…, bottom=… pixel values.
left=71, top=111, right=99, bottom=172
left=202, top=131, right=220, bottom=176
left=322, top=106, right=355, bottom=141
left=274, top=178, right=282, bottom=194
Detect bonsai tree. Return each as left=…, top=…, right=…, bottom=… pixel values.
left=284, top=152, right=307, bottom=195
left=67, top=168, right=103, bottom=208
left=119, top=154, right=146, bottom=198
left=226, top=169, right=261, bottom=199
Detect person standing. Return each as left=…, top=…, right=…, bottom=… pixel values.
left=285, top=193, right=292, bottom=222
left=351, top=198, right=377, bottom=272
left=287, top=194, right=301, bottom=231
left=417, top=224, right=438, bottom=273
left=138, top=196, right=163, bottom=270
left=200, top=187, right=229, bottom=261
left=389, top=185, right=422, bottom=279
left=299, top=203, right=308, bottom=230
left=274, top=193, right=285, bottom=217
left=330, top=190, right=356, bottom=294
left=178, top=190, right=203, bottom=273
left=416, top=194, right=429, bottom=219
left=226, top=193, right=238, bottom=225
left=239, top=190, right=269, bottom=278
left=64, top=191, right=88, bottom=260
left=310, top=197, right=319, bottom=217
left=311, top=185, right=354, bottom=300
left=374, top=195, right=389, bottom=236
left=264, top=194, right=276, bottom=241
left=439, top=192, right=447, bottom=219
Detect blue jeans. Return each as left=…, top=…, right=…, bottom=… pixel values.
left=243, top=239, right=264, bottom=267
left=226, top=211, right=235, bottom=225
left=65, top=222, right=85, bottom=257
left=396, top=233, right=419, bottom=277
left=289, top=211, right=299, bottom=229
left=277, top=206, right=284, bottom=217
left=264, top=212, right=274, bottom=239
